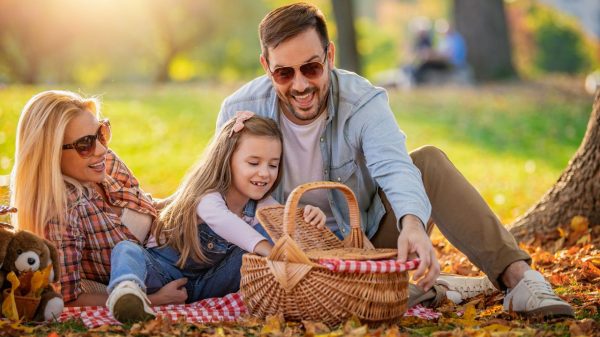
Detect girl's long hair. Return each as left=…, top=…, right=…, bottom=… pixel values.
left=155, top=115, right=282, bottom=267
left=10, top=90, right=100, bottom=235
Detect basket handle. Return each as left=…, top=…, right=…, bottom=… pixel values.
left=283, top=181, right=370, bottom=248
left=0, top=205, right=16, bottom=229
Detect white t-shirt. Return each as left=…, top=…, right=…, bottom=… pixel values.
left=196, top=192, right=277, bottom=253
left=279, top=112, right=337, bottom=231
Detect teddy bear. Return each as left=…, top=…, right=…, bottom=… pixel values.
left=0, top=227, right=64, bottom=321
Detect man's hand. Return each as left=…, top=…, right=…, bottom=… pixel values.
left=148, top=278, right=188, bottom=305
left=397, top=215, right=439, bottom=291
left=303, top=205, right=327, bottom=229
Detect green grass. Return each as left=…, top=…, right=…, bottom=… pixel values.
left=0, top=78, right=593, bottom=224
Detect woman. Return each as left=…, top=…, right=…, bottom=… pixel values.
left=10, top=90, right=187, bottom=307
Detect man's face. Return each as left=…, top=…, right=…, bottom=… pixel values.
left=261, top=28, right=335, bottom=125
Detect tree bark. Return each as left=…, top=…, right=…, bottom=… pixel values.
left=509, top=91, right=600, bottom=242
left=453, top=0, right=516, bottom=81
left=331, top=0, right=361, bottom=75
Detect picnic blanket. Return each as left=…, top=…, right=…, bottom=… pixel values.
left=58, top=259, right=441, bottom=327
left=58, top=293, right=441, bottom=328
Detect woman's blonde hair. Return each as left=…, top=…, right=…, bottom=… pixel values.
left=10, top=90, right=100, bottom=235
left=155, top=115, right=283, bottom=267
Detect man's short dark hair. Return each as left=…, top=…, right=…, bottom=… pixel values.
left=259, top=2, right=329, bottom=61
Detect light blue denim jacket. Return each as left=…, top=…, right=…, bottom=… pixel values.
left=217, top=69, right=431, bottom=238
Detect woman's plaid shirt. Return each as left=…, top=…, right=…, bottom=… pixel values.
left=44, top=150, right=157, bottom=303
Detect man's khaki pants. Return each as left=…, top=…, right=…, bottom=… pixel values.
left=370, top=146, right=531, bottom=306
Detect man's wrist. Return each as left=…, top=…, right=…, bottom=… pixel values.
left=399, top=214, right=425, bottom=231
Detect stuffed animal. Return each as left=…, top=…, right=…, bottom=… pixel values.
left=0, top=227, right=64, bottom=321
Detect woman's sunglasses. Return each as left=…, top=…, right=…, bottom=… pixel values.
left=62, top=119, right=111, bottom=158
left=268, top=46, right=329, bottom=85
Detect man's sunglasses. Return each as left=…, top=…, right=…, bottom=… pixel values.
left=62, top=119, right=111, bottom=158
left=268, top=46, right=329, bottom=85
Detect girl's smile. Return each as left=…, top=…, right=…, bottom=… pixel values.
left=225, top=134, right=282, bottom=212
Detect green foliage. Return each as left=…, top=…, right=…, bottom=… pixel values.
left=523, top=4, right=595, bottom=75
left=355, top=18, right=398, bottom=79
left=531, top=8, right=590, bottom=74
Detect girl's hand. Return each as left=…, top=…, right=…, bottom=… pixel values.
left=253, top=239, right=273, bottom=257
left=303, top=205, right=326, bottom=229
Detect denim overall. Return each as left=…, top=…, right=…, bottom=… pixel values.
left=108, top=200, right=271, bottom=302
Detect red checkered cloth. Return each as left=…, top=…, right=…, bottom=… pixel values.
left=58, top=291, right=440, bottom=328
left=58, top=292, right=246, bottom=327
left=318, top=258, right=420, bottom=273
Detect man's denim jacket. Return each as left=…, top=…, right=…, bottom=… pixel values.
left=217, top=68, right=431, bottom=239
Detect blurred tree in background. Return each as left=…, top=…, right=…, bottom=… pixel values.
left=0, top=0, right=597, bottom=85
left=332, top=0, right=361, bottom=74
left=453, top=0, right=516, bottom=80
left=0, top=0, right=73, bottom=84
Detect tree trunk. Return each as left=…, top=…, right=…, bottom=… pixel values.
left=509, top=91, right=600, bottom=242
left=331, top=0, right=361, bottom=75
left=453, top=0, right=516, bottom=81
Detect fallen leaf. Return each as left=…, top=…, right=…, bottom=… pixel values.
left=570, top=216, right=589, bottom=233
left=261, top=314, right=284, bottom=336
left=2, top=271, right=21, bottom=321
left=303, top=320, right=330, bottom=336
left=462, top=302, right=477, bottom=321
left=314, top=330, right=343, bottom=337
left=581, top=261, right=600, bottom=281
left=482, top=323, right=510, bottom=332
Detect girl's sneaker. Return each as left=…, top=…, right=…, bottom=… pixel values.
left=106, top=280, right=156, bottom=323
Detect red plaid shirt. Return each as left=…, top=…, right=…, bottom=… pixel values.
left=44, top=150, right=157, bottom=303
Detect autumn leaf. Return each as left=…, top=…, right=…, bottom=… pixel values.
left=303, top=320, right=331, bottom=336
left=28, top=265, right=52, bottom=297
left=261, top=314, right=284, bottom=336
left=314, top=330, right=344, bottom=337
left=580, top=260, right=600, bottom=281
left=2, top=271, right=21, bottom=321
left=570, top=215, right=589, bottom=233
left=481, top=323, right=510, bottom=332
left=462, top=302, right=477, bottom=321
left=582, top=254, right=600, bottom=267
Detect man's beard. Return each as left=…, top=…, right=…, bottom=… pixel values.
left=283, top=84, right=330, bottom=122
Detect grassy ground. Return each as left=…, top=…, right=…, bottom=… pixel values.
left=0, top=77, right=593, bottom=224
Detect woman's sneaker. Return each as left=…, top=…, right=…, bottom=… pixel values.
left=503, top=270, right=574, bottom=318
left=437, top=273, right=496, bottom=304
left=106, top=280, right=156, bottom=323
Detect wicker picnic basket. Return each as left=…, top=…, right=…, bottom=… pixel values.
left=240, top=182, right=410, bottom=327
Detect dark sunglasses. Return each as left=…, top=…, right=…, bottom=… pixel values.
left=268, top=45, right=329, bottom=85
left=62, top=119, right=111, bottom=158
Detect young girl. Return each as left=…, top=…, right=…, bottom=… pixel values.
left=106, top=112, right=326, bottom=322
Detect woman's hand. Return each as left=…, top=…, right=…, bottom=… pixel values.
left=303, top=205, right=326, bottom=229
left=148, top=278, right=188, bottom=305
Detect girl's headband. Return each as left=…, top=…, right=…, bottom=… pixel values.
left=229, top=111, right=255, bottom=137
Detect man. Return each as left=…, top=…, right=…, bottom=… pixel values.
left=217, top=2, right=573, bottom=318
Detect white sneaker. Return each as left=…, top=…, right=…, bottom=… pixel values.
left=503, top=270, right=574, bottom=318
left=106, top=280, right=156, bottom=323
left=437, top=273, right=496, bottom=304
